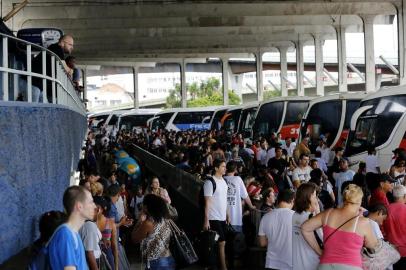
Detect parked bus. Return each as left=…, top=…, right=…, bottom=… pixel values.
left=252, top=97, right=312, bottom=140
left=299, top=92, right=367, bottom=151
left=345, top=86, right=406, bottom=171
left=150, top=106, right=228, bottom=131
left=88, top=109, right=128, bottom=135
left=117, top=109, right=160, bottom=132
left=238, top=103, right=259, bottom=137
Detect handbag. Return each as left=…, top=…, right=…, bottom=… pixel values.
left=362, top=239, right=401, bottom=270
left=168, top=219, right=199, bottom=269
left=167, top=204, right=178, bottom=220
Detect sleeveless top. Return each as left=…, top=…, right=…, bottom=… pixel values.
left=320, top=210, right=363, bottom=268
left=141, top=219, right=172, bottom=261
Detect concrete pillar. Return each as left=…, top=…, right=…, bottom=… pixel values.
left=296, top=39, right=305, bottom=96
left=256, top=51, right=264, bottom=102
left=278, top=46, right=289, bottom=97
left=83, top=67, right=87, bottom=102
left=314, top=34, right=325, bottom=96
left=181, top=59, right=187, bottom=108
left=336, top=25, right=347, bottom=92
left=133, top=66, right=139, bottom=109
left=222, top=57, right=229, bottom=105
left=362, top=15, right=376, bottom=92
left=397, top=1, right=406, bottom=84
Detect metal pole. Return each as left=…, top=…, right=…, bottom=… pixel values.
left=2, top=37, right=8, bottom=101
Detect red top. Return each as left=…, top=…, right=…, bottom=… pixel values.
left=369, top=189, right=389, bottom=207
left=320, top=225, right=364, bottom=267
left=383, top=202, right=406, bottom=257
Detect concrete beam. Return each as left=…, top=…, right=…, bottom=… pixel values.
left=16, top=2, right=396, bottom=21
left=133, top=66, right=139, bottom=109
left=20, top=15, right=364, bottom=32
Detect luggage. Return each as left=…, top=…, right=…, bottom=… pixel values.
left=194, top=230, right=218, bottom=267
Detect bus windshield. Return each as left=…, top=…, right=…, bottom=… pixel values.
left=345, top=95, right=406, bottom=156
left=223, top=109, right=242, bottom=134
left=211, top=109, right=227, bottom=130
left=173, top=111, right=213, bottom=130
left=253, top=101, right=284, bottom=138
left=151, top=112, right=173, bottom=130
left=119, top=115, right=153, bottom=130
left=300, top=100, right=342, bottom=148
left=238, top=107, right=258, bottom=136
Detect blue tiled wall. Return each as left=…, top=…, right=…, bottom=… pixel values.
left=0, top=102, right=87, bottom=264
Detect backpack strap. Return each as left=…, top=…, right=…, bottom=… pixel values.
left=205, top=176, right=217, bottom=195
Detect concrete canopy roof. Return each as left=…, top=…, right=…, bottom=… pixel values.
left=5, top=0, right=399, bottom=64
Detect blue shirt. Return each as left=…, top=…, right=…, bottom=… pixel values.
left=48, top=224, right=89, bottom=270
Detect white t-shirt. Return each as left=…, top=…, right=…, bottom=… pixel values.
left=283, top=143, right=296, bottom=158
left=366, top=154, right=379, bottom=173
left=115, top=196, right=125, bottom=220
left=224, top=175, right=249, bottom=226
left=292, top=212, right=321, bottom=270
left=316, top=146, right=331, bottom=165
left=334, top=170, right=356, bottom=207
left=130, top=195, right=144, bottom=218
left=369, top=219, right=384, bottom=239
left=203, top=176, right=228, bottom=221
left=256, top=148, right=268, bottom=166
left=258, top=208, right=294, bottom=270
left=292, top=166, right=312, bottom=183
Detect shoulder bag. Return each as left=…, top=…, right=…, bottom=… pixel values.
left=362, top=239, right=400, bottom=270
left=168, top=219, right=198, bottom=269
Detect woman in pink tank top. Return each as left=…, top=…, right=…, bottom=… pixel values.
left=301, top=184, right=378, bottom=270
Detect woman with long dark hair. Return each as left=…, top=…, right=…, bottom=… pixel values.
left=132, top=194, right=174, bottom=270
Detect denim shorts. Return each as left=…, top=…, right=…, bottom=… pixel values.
left=146, top=256, right=176, bottom=270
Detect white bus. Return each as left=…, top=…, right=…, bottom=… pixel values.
left=117, top=109, right=161, bottom=132
left=221, top=103, right=259, bottom=136
left=299, top=92, right=368, bottom=151
left=252, top=97, right=312, bottom=140
left=88, top=109, right=129, bottom=135
left=150, top=106, right=229, bottom=131
left=345, top=86, right=406, bottom=171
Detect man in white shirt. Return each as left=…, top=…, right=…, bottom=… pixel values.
left=203, top=158, right=229, bottom=270
left=292, top=154, right=312, bottom=188
left=258, top=189, right=295, bottom=270
left=256, top=139, right=268, bottom=166
left=282, top=137, right=296, bottom=158
left=224, top=161, right=255, bottom=232
left=365, top=147, right=381, bottom=174
left=316, top=139, right=331, bottom=165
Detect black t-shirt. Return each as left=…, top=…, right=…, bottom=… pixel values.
left=31, top=43, right=65, bottom=88
left=267, top=157, right=288, bottom=175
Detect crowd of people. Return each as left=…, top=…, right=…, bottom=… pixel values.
left=28, top=125, right=406, bottom=270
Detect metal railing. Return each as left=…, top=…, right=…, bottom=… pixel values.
left=0, top=32, right=86, bottom=116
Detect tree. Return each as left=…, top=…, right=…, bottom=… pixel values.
left=165, top=77, right=241, bottom=108
left=263, top=90, right=281, bottom=101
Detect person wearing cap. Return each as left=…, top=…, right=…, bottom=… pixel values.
left=369, top=174, right=395, bottom=208
left=383, top=185, right=406, bottom=270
